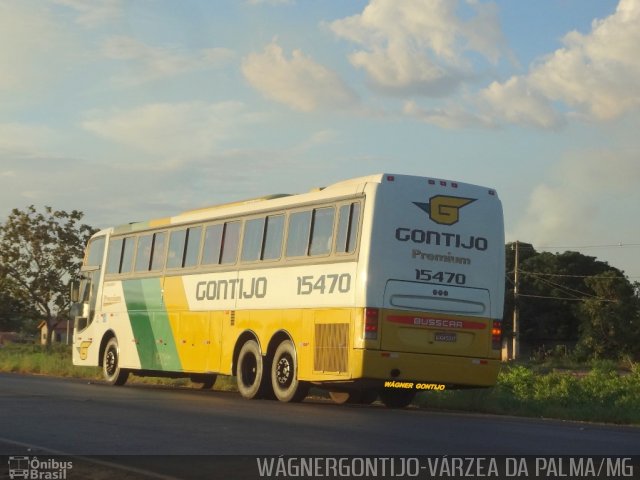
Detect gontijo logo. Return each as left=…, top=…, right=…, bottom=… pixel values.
left=413, top=195, right=475, bottom=226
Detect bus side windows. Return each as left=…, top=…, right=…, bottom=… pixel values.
left=202, top=222, right=241, bottom=265
left=121, top=237, right=135, bottom=273
left=336, top=202, right=360, bottom=254
left=286, top=207, right=335, bottom=258
left=241, top=215, right=285, bottom=263
left=221, top=221, right=241, bottom=264
left=167, top=230, right=186, bottom=269
left=106, top=236, right=136, bottom=274
left=309, top=207, right=335, bottom=256
left=106, top=238, right=123, bottom=274
left=286, top=211, right=311, bottom=257
left=262, top=214, right=284, bottom=260
left=85, top=236, right=106, bottom=268
left=184, top=226, right=202, bottom=267
left=241, top=218, right=264, bottom=262
left=135, top=232, right=166, bottom=272
left=167, top=227, right=202, bottom=269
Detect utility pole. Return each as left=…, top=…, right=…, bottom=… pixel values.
left=512, top=241, right=520, bottom=360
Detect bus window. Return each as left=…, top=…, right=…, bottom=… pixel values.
left=241, top=218, right=265, bottom=262
left=167, top=230, right=187, bottom=269
left=336, top=202, right=360, bottom=254
left=106, top=238, right=123, bottom=274
left=221, top=221, right=241, bottom=264
left=262, top=214, right=284, bottom=260
left=120, top=237, right=135, bottom=273
left=309, top=207, right=335, bottom=256
left=150, top=232, right=166, bottom=271
left=202, top=224, right=223, bottom=265
left=85, top=236, right=105, bottom=267
left=184, top=226, right=202, bottom=267
left=134, top=234, right=152, bottom=272
left=286, top=211, right=311, bottom=257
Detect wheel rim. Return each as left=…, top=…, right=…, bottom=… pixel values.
left=240, top=354, right=257, bottom=387
left=275, top=355, right=292, bottom=388
left=105, top=348, right=117, bottom=377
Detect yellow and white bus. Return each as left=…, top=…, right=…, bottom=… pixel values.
left=72, top=174, right=505, bottom=408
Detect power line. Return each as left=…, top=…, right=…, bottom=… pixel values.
left=518, top=293, right=615, bottom=303
left=515, top=242, right=640, bottom=250
left=537, top=243, right=640, bottom=250
left=518, top=270, right=635, bottom=279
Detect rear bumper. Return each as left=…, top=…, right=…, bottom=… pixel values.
left=354, top=348, right=500, bottom=388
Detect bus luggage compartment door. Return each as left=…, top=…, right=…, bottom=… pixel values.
left=381, top=280, right=492, bottom=357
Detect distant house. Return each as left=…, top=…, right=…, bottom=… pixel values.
left=37, top=320, right=72, bottom=345
left=0, top=331, right=19, bottom=346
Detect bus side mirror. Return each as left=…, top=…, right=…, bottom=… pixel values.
left=70, top=281, right=80, bottom=303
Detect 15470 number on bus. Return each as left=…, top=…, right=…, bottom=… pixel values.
left=414, top=269, right=466, bottom=285
left=296, top=274, right=352, bottom=295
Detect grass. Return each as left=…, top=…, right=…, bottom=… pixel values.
left=2, top=344, right=639, bottom=424
left=416, top=361, right=640, bottom=424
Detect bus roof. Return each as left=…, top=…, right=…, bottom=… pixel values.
left=106, top=173, right=498, bottom=236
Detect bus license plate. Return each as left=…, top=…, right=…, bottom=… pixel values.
left=435, top=332, right=456, bottom=343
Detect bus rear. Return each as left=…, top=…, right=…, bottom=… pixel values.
left=356, top=174, right=504, bottom=398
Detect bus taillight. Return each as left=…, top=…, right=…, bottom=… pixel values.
left=364, top=308, right=379, bottom=340
left=491, top=320, right=502, bottom=350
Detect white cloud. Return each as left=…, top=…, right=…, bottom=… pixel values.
left=82, top=101, right=262, bottom=158
left=526, top=0, right=640, bottom=121
left=329, top=0, right=507, bottom=95
left=242, top=41, right=358, bottom=111
left=415, top=0, right=640, bottom=128
left=103, top=36, right=235, bottom=85
left=511, top=150, right=640, bottom=247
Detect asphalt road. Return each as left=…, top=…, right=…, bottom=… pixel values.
left=1, top=373, right=639, bottom=478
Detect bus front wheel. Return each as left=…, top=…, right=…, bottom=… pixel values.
left=237, top=340, right=267, bottom=399
left=271, top=340, right=308, bottom=403
left=103, top=337, right=129, bottom=386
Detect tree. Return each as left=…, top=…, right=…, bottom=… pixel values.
left=0, top=206, right=97, bottom=345
left=577, top=271, right=640, bottom=359
left=0, top=275, right=37, bottom=333
left=504, top=242, right=639, bottom=360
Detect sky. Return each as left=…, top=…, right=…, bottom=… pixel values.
left=1, top=0, right=639, bottom=280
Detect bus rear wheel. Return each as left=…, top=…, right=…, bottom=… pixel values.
left=271, top=340, right=308, bottom=402
left=237, top=340, right=268, bottom=399
left=379, top=389, right=415, bottom=409
left=103, top=337, right=129, bottom=386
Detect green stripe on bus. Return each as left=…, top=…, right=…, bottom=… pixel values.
left=123, top=278, right=182, bottom=372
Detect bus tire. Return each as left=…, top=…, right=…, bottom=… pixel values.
left=103, top=337, right=129, bottom=386
left=236, top=340, right=266, bottom=399
left=271, top=340, right=308, bottom=403
left=379, top=389, right=415, bottom=409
